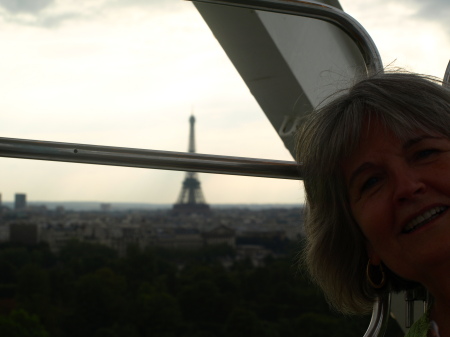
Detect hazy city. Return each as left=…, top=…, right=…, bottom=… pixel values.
left=1, top=192, right=304, bottom=262
left=0, top=0, right=447, bottom=336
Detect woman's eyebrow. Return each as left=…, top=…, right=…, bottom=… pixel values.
left=403, top=135, right=441, bottom=150
left=347, top=136, right=442, bottom=190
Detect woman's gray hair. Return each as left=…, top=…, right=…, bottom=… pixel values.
left=296, top=72, right=450, bottom=314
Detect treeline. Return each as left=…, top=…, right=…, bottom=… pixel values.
left=0, top=240, right=402, bottom=337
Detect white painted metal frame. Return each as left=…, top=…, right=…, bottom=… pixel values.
left=191, top=0, right=383, bottom=75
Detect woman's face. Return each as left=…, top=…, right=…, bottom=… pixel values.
left=343, top=120, right=450, bottom=282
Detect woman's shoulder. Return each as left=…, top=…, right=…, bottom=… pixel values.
left=405, top=313, right=430, bottom=337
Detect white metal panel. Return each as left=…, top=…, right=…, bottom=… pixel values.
left=194, top=0, right=365, bottom=158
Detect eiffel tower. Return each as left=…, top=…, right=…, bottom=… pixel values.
left=173, top=115, right=210, bottom=214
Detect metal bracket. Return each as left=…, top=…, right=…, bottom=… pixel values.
left=405, top=288, right=429, bottom=328
left=363, top=294, right=391, bottom=337
left=444, top=60, right=450, bottom=88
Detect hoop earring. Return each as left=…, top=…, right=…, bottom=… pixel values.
left=366, top=260, right=386, bottom=289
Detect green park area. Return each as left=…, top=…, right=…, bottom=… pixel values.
left=0, top=240, right=402, bottom=337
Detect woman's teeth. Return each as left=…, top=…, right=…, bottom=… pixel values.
left=403, top=206, right=448, bottom=233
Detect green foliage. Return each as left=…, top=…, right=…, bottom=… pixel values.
left=224, top=308, right=278, bottom=337
left=73, top=268, right=126, bottom=334
left=0, top=259, right=17, bottom=284
left=59, top=240, right=117, bottom=276
left=0, top=246, right=30, bottom=269
left=136, top=290, right=183, bottom=336
left=0, top=240, right=403, bottom=337
left=0, top=309, right=49, bottom=337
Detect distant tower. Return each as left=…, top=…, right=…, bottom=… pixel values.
left=14, top=193, right=27, bottom=211
left=173, top=115, right=210, bottom=213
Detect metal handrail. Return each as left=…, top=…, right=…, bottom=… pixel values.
left=444, top=60, right=450, bottom=88
left=190, top=0, right=383, bottom=75
left=363, top=295, right=391, bottom=337
left=0, top=137, right=301, bottom=180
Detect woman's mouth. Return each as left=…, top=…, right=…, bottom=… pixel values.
left=402, top=206, right=448, bottom=234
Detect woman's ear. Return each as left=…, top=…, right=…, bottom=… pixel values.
left=366, top=241, right=382, bottom=265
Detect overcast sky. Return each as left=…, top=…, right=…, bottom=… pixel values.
left=0, top=0, right=448, bottom=205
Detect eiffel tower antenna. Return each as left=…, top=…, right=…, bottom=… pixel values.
left=173, top=114, right=210, bottom=214
left=188, top=114, right=195, bottom=153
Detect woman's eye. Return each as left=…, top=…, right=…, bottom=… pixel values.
left=360, top=176, right=379, bottom=193
left=416, top=148, right=438, bottom=160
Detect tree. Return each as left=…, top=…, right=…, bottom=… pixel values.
left=136, top=290, right=183, bottom=336
left=71, top=268, right=126, bottom=335
left=224, top=308, right=278, bottom=337
left=0, top=309, right=49, bottom=337
left=59, top=240, right=117, bottom=276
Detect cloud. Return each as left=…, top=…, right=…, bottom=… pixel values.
left=38, top=12, right=82, bottom=27
left=397, top=0, right=450, bottom=34
left=0, top=0, right=189, bottom=28
left=0, top=0, right=53, bottom=13
left=111, top=0, right=178, bottom=9
left=0, top=0, right=93, bottom=28
left=0, top=11, right=81, bottom=28
left=411, top=0, right=450, bottom=16
left=408, top=0, right=450, bottom=33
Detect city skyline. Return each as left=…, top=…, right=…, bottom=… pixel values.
left=0, top=0, right=448, bottom=204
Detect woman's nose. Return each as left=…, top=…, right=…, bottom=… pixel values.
left=393, top=168, right=426, bottom=203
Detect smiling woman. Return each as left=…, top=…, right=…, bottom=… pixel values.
left=343, top=124, right=450, bottom=280
left=296, top=72, right=450, bottom=337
